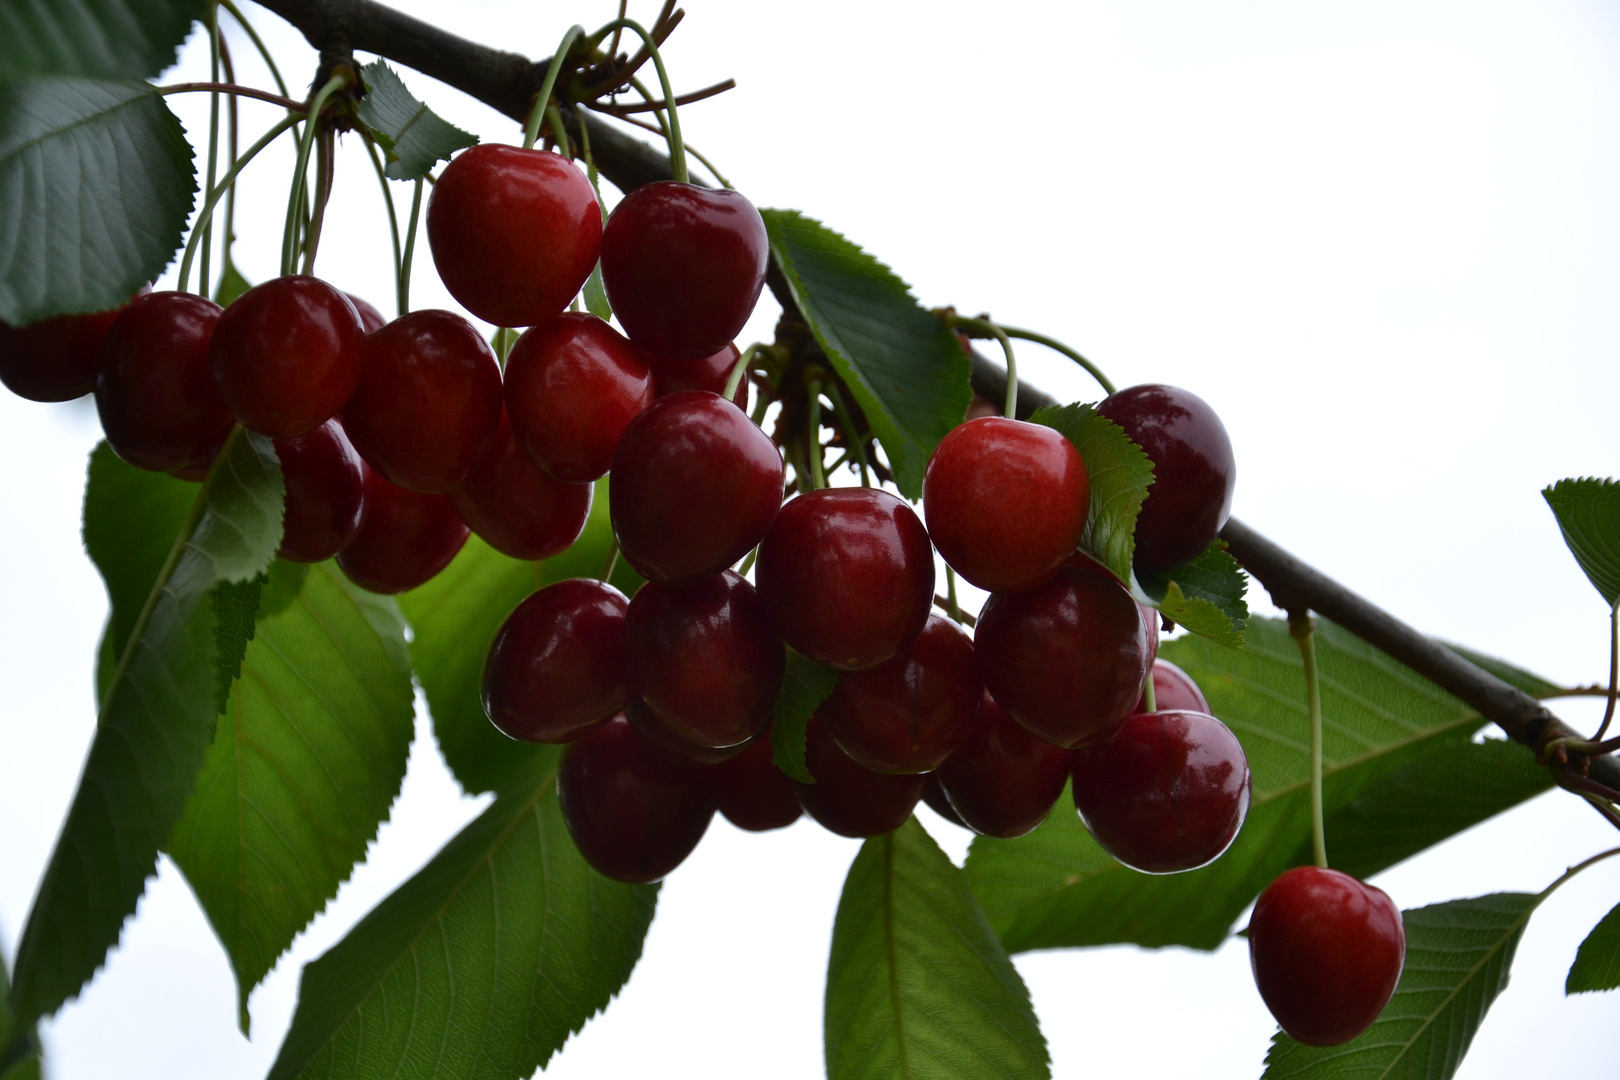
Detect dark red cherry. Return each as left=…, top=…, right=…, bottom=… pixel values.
left=558, top=713, right=715, bottom=883
left=625, top=697, right=757, bottom=765
left=610, top=391, right=784, bottom=585
left=427, top=144, right=600, bottom=328
left=273, top=419, right=365, bottom=562
left=1249, top=866, right=1406, bottom=1046
left=95, top=291, right=233, bottom=476
left=1137, top=658, right=1208, bottom=714
left=1096, top=384, right=1235, bottom=576
left=345, top=293, right=387, bottom=333
left=343, top=309, right=502, bottom=492
left=821, top=614, right=978, bottom=774
left=921, top=774, right=969, bottom=829
left=1071, top=708, right=1251, bottom=873
left=936, top=690, right=1072, bottom=839
left=210, top=275, right=365, bottom=438
left=599, top=182, right=768, bottom=358
left=481, top=578, right=630, bottom=744
left=711, top=731, right=801, bottom=832
left=0, top=294, right=135, bottom=402
left=504, top=313, right=652, bottom=484
left=755, top=487, right=935, bottom=671
left=335, top=465, right=468, bottom=594
left=922, top=417, right=1089, bottom=593
left=448, top=410, right=593, bottom=561
left=974, top=564, right=1149, bottom=749
left=791, top=714, right=926, bottom=838
left=1141, top=603, right=1161, bottom=666
left=651, top=341, right=748, bottom=409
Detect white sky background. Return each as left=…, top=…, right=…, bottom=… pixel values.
left=2, top=0, right=1619, bottom=1076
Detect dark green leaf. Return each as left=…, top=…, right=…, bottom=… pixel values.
left=10, top=429, right=282, bottom=1026
left=1567, top=899, right=1620, bottom=994
left=826, top=818, right=1049, bottom=1080
left=770, top=649, right=840, bottom=784
left=167, top=561, right=415, bottom=1031
left=1262, top=893, right=1538, bottom=1080
left=0, top=76, right=195, bottom=324
left=1135, top=541, right=1249, bottom=648
left=209, top=574, right=263, bottom=713
left=1542, top=478, right=1620, bottom=608
left=356, top=61, right=478, bottom=181
left=763, top=209, right=972, bottom=499
left=0, top=0, right=203, bottom=78
left=265, top=751, right=658, bottom=1080
left=583, top=262, right=612, bottom=320
left=0, top=934, right=42, bottom=1080
left=1029, top=402, right=1153, bottom=585
left=213, top=258, right=252, bottom=307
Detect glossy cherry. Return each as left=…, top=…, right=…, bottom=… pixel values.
left=599, top=182, right=768, bottom=358
left=936, top=690, right=1072, bottom=839
left=791, top=714, right=926, bottom=838
left=921, top=774, right=969, bottom=829
left=1249, top=866, right=1406, bottom=1046
left=273, top=419, right=365, bottom=562
left=755, top=487, right=935, bottom=671
left=481, top=578, right=630, bottom=745
left=1137, top=658, right=1209, bottom=714
left=1096, top=384, right=1235, bottom=575
left=345, top=293, right=387, bottom=333
left=610, top=390, right=784, bottom=585
left=558, top=712, right=715, bottom=883
left=626, top=697, right=756, bottom=765
left=504, top=313, right=652, bottom=484
left=343, top=309, right=502, bottom=492
left=426, top=144, right=601, bottom=327
left=335, top=465, right=468, bottom=594
left=448, top=411, right=593, bottom=561
left=711, top=731, right=801, bottom=832
left=0, top=296, right=133, bottom=402
left=922, top=417, right=1089, bottom=593
left=651, top=341, right=748, bottom=409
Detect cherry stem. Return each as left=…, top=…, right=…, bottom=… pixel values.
left=949, top=314, right=1019, bottom=417
left=609, top=0, right=627, bottom=59
left=1143, top=670, right=1158, bottom=714
left=1290, top=611, right=1329, bottom=869
left=579, top=1, right=678, bottom=99
left=281, top=73, right=346, bottom=278
left=198, top=8, right=222, bottom=298
left=999, top=325, right=1116, bottom=397
left=218, top=36, right=242, bottom=296
left=807, top=380, right=829, bottom=490
left=363, top=139, right=404, bottom=316
left=933, top=594, right=977, bottom=628
left=219, top=0, right=291, bottom=99
left=545, top=104, right=571, bottom=157
left=599, top=538, right=622, bottom=583
left=399, top=178, right=424, bottom=314
left=826, top=385, right=871, bottom=487
left=178, top=113, right=300, bottom=293
left=590, top=78, right=735, bottom=116
left=159, top=81, right=308, bottom=113
left=945, top=565, right=962, bottom=623
left=525, top=24, right=584, bottom=150
left=682, top=141, right=733, bottom=189
left=301, top=126, right=335, bottom=275
left=1537, top=842, right=1620, bottom=901
left=722, top=344, right=761, bottom=404
left=591, top=18, right=687, bottom=183
left=1596, top=602, right=1619, bottom=741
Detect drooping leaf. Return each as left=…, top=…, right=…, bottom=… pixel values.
left=265, top=750, right=658, bottom=1080
left=763, top=209, right=972, bottom=499
left=1134, top=541, right=1248, bottom=648
left=1542, top=478, right=1620, bottom=608
left=0, top=935, right=42, bottom=1080
left=356, top=60, right=478, bottom=181
left=1261, top=893, right=1538, bottom=1080
left=770, top=649, right=840, bottom=784
left=825, top=818, right=1049, bottom=1080
left=0, top=0, right=204, bottom=78
left=213, top=258, right=252, bottom=307
left=167, top=561, right=415, bottom=1031
left=10, top=429, right=282, bottom=1026
left=1029, top=402, right=1153, bottom=585
left=1566, top=899, right=1620, bottom=994
left=0, top=76, right=195, bottom=324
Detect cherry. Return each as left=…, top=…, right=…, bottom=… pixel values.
left=273, top=419, right=365, bottom=563
left=1095, top=384, right=1235, bottom=576
left=342, top=309, right=502, bottom=492
left=921, top=774, right=969, bottom=829
left=711, top=731, right=802, bottom=832
left=1071, top=708, right=1251, bottom=873
left=599, top=182, right=768, bottom=358
left=651, top=341, right=749, bottom=409
left=504, top=313, right=652, bottom=484
left=448, top=410, right=593, bottom=561
left=1249, top=866, right=1406, bottom=1046
left=820, top=613, right=979, bottom=774
left=974, top=563, right=1149, bottom=749
left=209, top=275, right=365, bottom=439
left=936, top=690, right=1072, bottom=839
left=1137, top=658, right=1208, bottom=714
left=558, top=712, right=715, bottom=884
left=626, top=697, right=756, bottom=765
left=481, top=578, right=630, bottom=744
left=335, top=464, right=468, bottom=594
left=95, top=291, right=233, bottom=476
left=0, top=294, right=136, bottom=402
left=791, top=714, right=926, bottom=838
left=610, top=391, right=784, bottom=585
left=922, top=416, right=1089, bottom=593
left=755, top=487, right=935, bottom=671
left=344, top=293, right=387, bottom=333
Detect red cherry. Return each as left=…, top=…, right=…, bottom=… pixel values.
left=610, top=391, right=784, bottom=585
left=504, top=313, right=652, bottom=484
left=448, top=411, right=593, bottom=561
left=599, top=182, right=768, bottom=358
left=273, top=419, right=365, bottom=563
left=711, top=731, right=801, bottom=832
left=95, top=291, right=233, bottom=476
left=922, top=417, right=1089, bottom=593
left=791, top=714, right=925, bottom=838
left=209, top=275, right=365, bottom=438
left=0, top=295, right=135, bottom=402
left=558, top=713, right=715, bottom=884
left=1249, top=866, right=1406, bottom=1046
left=651, top=341, right=749, bottom=409
left=335, top=465, right=468, bottom=594
left=344, top=293, right=387, bottom=333
left=1071, top=708, right=1251, bottom=873
left=625, top=697, right=757, bottom=765
left=921, top=774, right=969, bottom=829
left=936, top=690, right=1071, bottom=839
left=1137, top=658, right=1208, bottom=714
left=755, top=487, right=935, bottom=671
left=427, top=144, right=601, bottom=328
left=343, top=309, right=502, bottom=493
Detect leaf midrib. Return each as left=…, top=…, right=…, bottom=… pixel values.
left=0, top=80, right=152, bottom=166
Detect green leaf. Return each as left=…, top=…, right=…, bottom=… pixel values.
left=964, top=618, right=1547, bottom=953
left=356, top=60, right=478, bottom=181
left=1028, top=402, right=1154, bottom=584
left=770, top=649, right=840, bottom=784
left=265, top=751, right=658, bottom=1080
left=209, top=574, right=263, bottom=713
left=213, top=258, right=252, bottom=307
left=583, top=262, right=612, bottom=320
left=0, top=934, right=42, bottom=1080
left=490, top=326, right=520, bottom=368
left=1261, top=893, right=1538, bottom=1080
left=167, top=561, right=415, bottom=1031
left=763, top=209, right=972, bottom=499
left=1566, top=899, right=1620, bottom=994
left=10, top=429, right=283, bottom=1025
left=1542, top=478, right=1620, bottom=608
left=825, top=818, right=1050, bottom=1080
left=0, top=0, right=204, bottom=78
left=0, top=76, right=195, bottom=324
left=1134, top=541, right=1249, bottom=648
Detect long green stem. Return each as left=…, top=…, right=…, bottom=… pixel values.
left=826, top=384, right=871, bottom=486
left=592, top=18, right=687, bottom=181
left=301, top=127, right=334, bottom=275
left=945, top=565, right=961, bottom=623
left=1143, top=671, right=1158, bottom=713
left=364, top=139, right=404, bottom=316
left=1291, top=612, right=1328, bottom=869
left=178, top=114, right=300, bottom=292
left=807, top=381, right=828, bottom=490
left=219, top=0, right=289, bottom=98
left=525, top=24, right=585, bottom=149
left=198, top=4, right=221, bottom=296
left=217, top=35, right=241, bottom=299
left=1000, top=324, right=1116, bottom=397
left=722, top=344, right=760, bottom=403
left=1537, top=843, right=1620, bottom=901
left=1597, top=602, right=1619, bottom=740
left=399, top=178, right=424, bottom=314
left=281, top=74, right=345, bottom=278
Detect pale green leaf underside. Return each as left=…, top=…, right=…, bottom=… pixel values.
left=1566, top=899, right=1620, bottom=994
left=770, top=649, right=840, bottom=784
left=1028, top=402, right=1153, bottom=585
left=356, top=60, right=478, bottom=181
left=0, top=0, right=203, bottom=78
left=1542, top=477, right=1620, bottom=608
